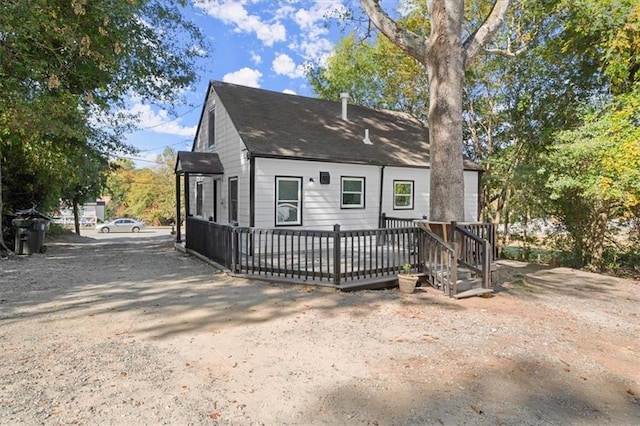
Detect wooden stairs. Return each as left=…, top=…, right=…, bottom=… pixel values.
left=427, top=263, right=496, bottom=299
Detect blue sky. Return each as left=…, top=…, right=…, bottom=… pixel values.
left=124, top=0, right=367, bottom=167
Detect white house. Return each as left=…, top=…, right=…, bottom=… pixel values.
left=175, top=81, right=482, bottom=236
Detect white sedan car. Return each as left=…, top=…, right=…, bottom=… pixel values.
left=96, top=218, right=146, bottom=233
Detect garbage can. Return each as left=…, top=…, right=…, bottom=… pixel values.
left=12, top=209, right=51, bottom=255
left=27, top=218, right=49, bottom=254
left=12, top=218, right=31, bottom=255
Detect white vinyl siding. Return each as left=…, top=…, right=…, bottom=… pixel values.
left=464, top=171, right=480, bottom=221
left=254, top=158, right=381, bottom=230
left=382, top=167, right=430, bottom=219
left=192, top=88, right=250, bottom=226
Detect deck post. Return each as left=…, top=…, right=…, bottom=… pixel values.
left=451, top=242, right=458, bottom=297
left=333, top=224, right=341, bottom=286
left=482, top=239, right=491, bottom=288
left=231, top=225, right=239, bottom=273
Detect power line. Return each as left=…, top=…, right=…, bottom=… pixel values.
left=137, top=139, right=191, bottom=153
left=137, top=104, right=201, bottom=131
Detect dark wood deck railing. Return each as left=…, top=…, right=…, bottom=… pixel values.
left=380, top=213, right=423, bottom=229
left=185, top=218, right=233, bottom=268
left=231, top=224, right=420, bottom=286
left=184, top=217, right=495, bottom=295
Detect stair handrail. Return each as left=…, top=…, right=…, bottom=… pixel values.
left=452, top=222, right=492, bottom=289
left=418, top=225, right=458, bottom=296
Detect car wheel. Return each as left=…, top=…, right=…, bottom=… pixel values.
left=132, top=227, right=140, bottom=233
left=101, top=227, right=110, bottom=233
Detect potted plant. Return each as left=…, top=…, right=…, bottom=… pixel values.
left=398, top=263, right=418, bottom=293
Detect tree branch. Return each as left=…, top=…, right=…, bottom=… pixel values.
left=463, top=0, right=510, bottom=68
left=359, top=0, right=428, bottom=62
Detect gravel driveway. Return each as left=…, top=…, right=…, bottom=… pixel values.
left=1, top=230, right=639, bottom=425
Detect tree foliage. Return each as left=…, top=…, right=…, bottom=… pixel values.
left=0, top=0, right=206, bottom=249
left=310, top=0, right=639, bottom=274
left=105, top=148, right=177, bottom=226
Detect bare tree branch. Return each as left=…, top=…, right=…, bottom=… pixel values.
left=359, top=0, right=429, bottom=62
left=463, top=0, right=511, bottom=68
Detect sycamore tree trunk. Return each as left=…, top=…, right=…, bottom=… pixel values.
left=360, top=0, right=510, bottom=222
left=426, top=1, right=465, bottom=220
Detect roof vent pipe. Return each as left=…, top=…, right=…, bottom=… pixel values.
left=340, top=92, right=349, bottom=120
left=363, top=128, right=373, bottom=145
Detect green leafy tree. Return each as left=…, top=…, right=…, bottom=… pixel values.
left=105, top=148, right=177, bottom=225
left=539, top=92, right=640, bottom=269
left=0, top=0, right=207, bottom=251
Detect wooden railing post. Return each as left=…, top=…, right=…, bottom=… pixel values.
left=451, top=241, right=458, bottom=297
left=231, top=225, right=239, bottom=273
left=450, top=221, right=457, bottom=246
left=483, top=239, right=491, bottom=288
left=333, top=224, right=341, bottom=286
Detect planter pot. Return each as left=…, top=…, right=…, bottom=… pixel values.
left=398, top=274, right=418, bottom=294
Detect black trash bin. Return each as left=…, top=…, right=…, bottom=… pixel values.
left=12, top=209, right=51, bottom=255
left=27, top=218, right=49, bottom=254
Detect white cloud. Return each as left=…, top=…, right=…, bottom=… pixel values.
left=129, top=103, right=196, bottom=137
left=282, top=89, right=297, bottom=95
left=194, top=0, right=286, bottom=46
left=223, top=67, right=263, bottom=87
left=250, top=50, right=262, bottom=65
left=272, top=53, right=305, bottom=78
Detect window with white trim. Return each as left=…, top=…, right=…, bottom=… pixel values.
left=341, top=177, right=365, bottom=209
left=393, top=180, right=414, bottom=210
left=276, top=177, right=302, bottom=226
left=196, top=181, right=203, bottom=216
left=228, top=177, right=238, bottom=223
left=207, top=108, right=215, bottom=147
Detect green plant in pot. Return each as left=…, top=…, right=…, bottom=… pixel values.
left=398, top=263, right=418, bottom=294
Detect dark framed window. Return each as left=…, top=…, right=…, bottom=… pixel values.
left=196, top=181, right=203, bottom=216
left=341, top=176, right=365, bottom=209
left=393, top=180, right=414, bottom=210
left=208, top=108, right=215, bottom=147
left=275, top=176, right=302, bottom=226
left=228, top=177, right=238, bottom=223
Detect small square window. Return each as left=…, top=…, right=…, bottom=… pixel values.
left=393, top=180, right=414, bottom=210
left=341, top=177, right=365, bottom=209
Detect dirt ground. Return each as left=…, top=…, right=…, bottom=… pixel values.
left=1, top=229, right=639, bottom=425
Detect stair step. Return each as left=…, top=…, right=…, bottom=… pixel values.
left=453, top=287, right=494, bottom=299
left=455, top=277, right=481, bottom=293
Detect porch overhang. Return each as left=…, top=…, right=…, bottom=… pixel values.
left=174, top=151, right=224, bottom=245
left=175, top=151, right=224, bottom=175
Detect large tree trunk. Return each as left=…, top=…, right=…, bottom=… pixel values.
left=426, top=1, right=465, bottom=221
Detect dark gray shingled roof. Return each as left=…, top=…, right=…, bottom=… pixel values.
left=204, top=81, right=481, bottom=170
left=175, top=151, right=223, bottom=174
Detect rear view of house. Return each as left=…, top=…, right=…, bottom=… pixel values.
left=176, top=81, right=482, bottom=232
left=175, top=81, right=494, bottom=297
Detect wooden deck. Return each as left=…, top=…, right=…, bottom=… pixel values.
left=185, top=217, right=497, bottom=297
